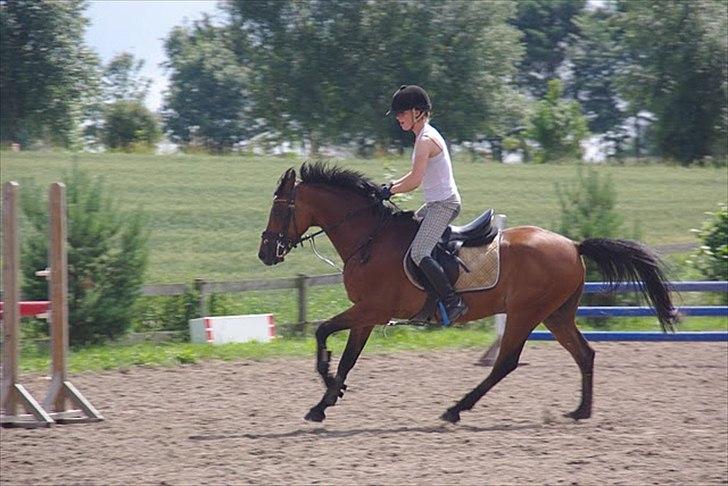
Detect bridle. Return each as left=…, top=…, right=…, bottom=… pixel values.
left=261, top=186, right=308, bottom=260
left=261, top=183, right=393, bottom=267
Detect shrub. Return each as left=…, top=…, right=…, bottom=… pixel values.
left=556, top=166, right=623, bottom=241
left=20, top=166, right=149, bottom=345
left=102, top=100, right=161, bottom=151
left=133, top=290, right=199, bottom=339
left=556, top=167, right=638, bottom=327
left=691, top=204, right=728, bottom=302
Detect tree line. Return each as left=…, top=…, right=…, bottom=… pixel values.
left=1, top=0, right=726, bottom=164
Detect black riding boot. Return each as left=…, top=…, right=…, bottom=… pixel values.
left=418, top=256, right=468, bottom=324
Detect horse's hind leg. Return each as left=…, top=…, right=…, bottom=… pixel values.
left=441, top=311, right=538, bottom=424
left=544, top=286, right=595, bottom=420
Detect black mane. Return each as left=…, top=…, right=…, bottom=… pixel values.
left=299, top=162, right=378, bottom=195
left=298, top=161, right=406, bottom=218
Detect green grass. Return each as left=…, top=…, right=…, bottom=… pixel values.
left=19, top=325, right=498, bottom=373
left=2, top=151, right=726, bottom=283
left=2, top=151, right=726, bottom=372
left=19, top=312, right=726, bottom=374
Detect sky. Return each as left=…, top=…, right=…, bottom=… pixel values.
left=85, top=0, right=221, bottom=112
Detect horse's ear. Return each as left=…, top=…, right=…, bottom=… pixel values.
left=275, top=167, right=296, bottom=195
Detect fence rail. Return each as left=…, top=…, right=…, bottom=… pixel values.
left=141, top=275, right=728, bottom=326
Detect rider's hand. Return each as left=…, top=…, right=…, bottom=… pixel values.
left=376, top=183, right=393, bottom=201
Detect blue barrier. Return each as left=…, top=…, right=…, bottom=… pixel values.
left=577, top=306, right=728, bottom=317
left=583, top=281, right=728, bottom=293
left=530, top=330, right=728, bottom=342
left=531, top=280, right=728, bottom=342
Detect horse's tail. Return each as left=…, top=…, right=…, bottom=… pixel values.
left=577, top=238, right=679, bottom=332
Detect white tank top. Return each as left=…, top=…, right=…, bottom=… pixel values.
left=413, top=123, right=461, bottom=203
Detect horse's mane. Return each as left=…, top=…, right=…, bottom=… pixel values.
left=298, top=162, right=407, bottom=218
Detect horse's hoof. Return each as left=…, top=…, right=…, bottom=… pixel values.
left=304, top=408, right=326, bottom=422
left=440, top=408, right=461, bottom=424
left=564, top=409, right=591, bottom=420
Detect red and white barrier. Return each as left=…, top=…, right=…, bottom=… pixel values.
left=189, top=314, right=276, bottom=344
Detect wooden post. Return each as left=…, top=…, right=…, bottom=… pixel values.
left=1, top=181, right=54, bottom=428
left=41, top=183, right=103, bottom=423
left=297, top=274, right=309, bottom=333
left=478, top=214, right=507, bottom=367
left=195, top=278, right=208, bottom=317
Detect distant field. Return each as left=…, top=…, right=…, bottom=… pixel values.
left=1, top=151, right=726, bottom=284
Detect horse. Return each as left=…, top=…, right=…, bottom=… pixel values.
left=258, top=162, right=678, bottom=424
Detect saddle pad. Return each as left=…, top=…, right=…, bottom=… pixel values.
left=404, top=232, right=502, bottom=293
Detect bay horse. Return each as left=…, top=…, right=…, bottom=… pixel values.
left=258, top=162, right=678, bottom=424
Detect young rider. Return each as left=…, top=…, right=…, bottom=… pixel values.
left=378, top=85, right=468, bottom=323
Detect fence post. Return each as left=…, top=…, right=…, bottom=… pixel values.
left=2, top=182, right=21, bottom=417
left=195, top=278, right=208, bottom=317
left=1, top=181, right=54, bottom=428
left=297, top=274, right=309, bottom=333
left=41, top=182, right=103, bottom=423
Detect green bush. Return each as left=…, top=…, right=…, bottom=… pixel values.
left=133, top=289, right=199, bottom=339
left=691, top=204, right=728, bottom=302
left=556, top=167, right=639, bottom=327
left=102, top=100, right=161, bottom=152
left=20, top=166, right=149, bottom=345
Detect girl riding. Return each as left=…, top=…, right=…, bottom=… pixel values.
left=379, top=85, right=468, bottom=324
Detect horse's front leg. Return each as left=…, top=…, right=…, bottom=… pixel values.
left=305, top=306, right=382, bottom=422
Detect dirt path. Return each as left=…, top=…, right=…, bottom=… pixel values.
left=1, top=341, right=726, bottom=485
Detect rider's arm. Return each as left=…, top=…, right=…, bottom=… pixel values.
left=391, top=137, right=435, bottom=194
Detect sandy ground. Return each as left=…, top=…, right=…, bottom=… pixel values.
left=1, top=341, right=727, bottom=486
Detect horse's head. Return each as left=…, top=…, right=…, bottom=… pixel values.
left=259, top=167, right=312, bottom=266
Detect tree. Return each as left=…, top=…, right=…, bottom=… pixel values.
left=102, top=100, right=161, bottom=151
left=223, top=0, right=526, bottom=153
left=0, top=0, right=99, bottom=148
left=427, top=1, right=527, bottom=144
left=617, top=0, right=727, bottom=163
left=510, top=0, right=586, bottom=98
left=20, top=166, right=149, bottom=346
left=162, top=16, right=253, bottom=152
left=102, top=52, right=152, bottom=103
left=86, top=52, right=157, bottom=150
left=528, top=79, right=589, bottom=162
left=567, top=5, right=628, bottom=134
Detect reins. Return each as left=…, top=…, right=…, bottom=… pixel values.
left=268, top=183, right=397, bottom=272
left=301, top=199, right=393, bottom=271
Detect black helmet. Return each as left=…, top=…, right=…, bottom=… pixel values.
left=386, top=85, right=432, bottom=115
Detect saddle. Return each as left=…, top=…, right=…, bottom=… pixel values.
left=405, top=209, right=500, bottom=324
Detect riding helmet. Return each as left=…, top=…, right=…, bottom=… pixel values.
left=386, top=85, right=432, bottom=115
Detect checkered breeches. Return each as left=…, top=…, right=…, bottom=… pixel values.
left=409, top=201, right=460, bottom=264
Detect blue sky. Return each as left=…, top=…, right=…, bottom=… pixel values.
left=85, top=0, right=221, bottom=111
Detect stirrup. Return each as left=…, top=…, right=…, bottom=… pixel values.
left=438, top=298, right=468, bottom=327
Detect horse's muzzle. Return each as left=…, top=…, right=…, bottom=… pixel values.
left=258, top=236, right=286, bottom=266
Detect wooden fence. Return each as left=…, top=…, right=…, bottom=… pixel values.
left=142, top=273, right=344, bottom=325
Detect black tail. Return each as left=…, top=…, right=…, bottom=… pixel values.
left=578, top=238, right=679, bottom=332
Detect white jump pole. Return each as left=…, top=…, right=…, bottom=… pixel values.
left=478, top=213, right=507, bottom=366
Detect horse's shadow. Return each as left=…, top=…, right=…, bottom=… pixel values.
left=189, top=422, right=542, bottom=441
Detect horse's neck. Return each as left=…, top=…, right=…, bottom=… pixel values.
left=301, top=186, right=378, bottom=262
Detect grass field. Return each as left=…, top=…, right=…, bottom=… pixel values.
left=2, top=151, right=726, bottom=284
left=3, top=151, right=726, bottom=370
